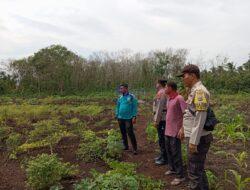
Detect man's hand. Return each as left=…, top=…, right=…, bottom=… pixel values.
left=132, top=117, right=136, bottom=124
left=189, top=143, right=198, bottom=154
left=177, top=127, right=185, bottom=141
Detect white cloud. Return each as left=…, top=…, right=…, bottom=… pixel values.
left=0, top=0, right=249, bottom=65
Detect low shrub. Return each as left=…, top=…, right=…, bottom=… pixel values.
left=77, top=130, right=105, bottom=162
left=25, top=153, right=78, bottom=190
left=105, top=129, right=123, bottom=159
left=74, top=161, right=164, bottom=190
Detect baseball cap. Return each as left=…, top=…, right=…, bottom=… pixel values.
left=176, top=64, right=200, bottom=78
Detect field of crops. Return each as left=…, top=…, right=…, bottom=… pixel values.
left=0, top=94, right=249, bottom=190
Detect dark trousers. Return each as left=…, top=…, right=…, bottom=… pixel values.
left=118, top=119, right=137, bottom=151
left=157, top=121, right=167, bottom=161
left=187, top=134, right=213, bottom=190
left=165, top=136, right=184, bottom=178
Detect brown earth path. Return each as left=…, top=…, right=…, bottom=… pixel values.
left=121, top=113, right=189, bottom=190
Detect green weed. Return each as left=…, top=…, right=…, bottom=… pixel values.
left=206, top=170, right=221, bottom=190
left=0, top=125, right=10, bottom=142
left=225, top=169, right=250, bottom=190
left=215, top=105, right=249, bottom=143
left=229, top=151, right=248, bottom=170
left=6, top=132, right=22, bottom=159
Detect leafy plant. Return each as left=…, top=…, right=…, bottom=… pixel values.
left=6, top=132, right=22, bottom=158
left=67, top=117, right=81, bottom=125
left=214, top=150, right=229, bottom=158
left=137, top=175, right=164, bottom=190
left=225, top=169, right=250, bottom=190
left=74, top=161, right=164, bottom=190
left=27, top=120, right=71, bottom=153
left=77, top=130, right=105, bottom=162
left=145, top=122, right=158, bottom=143
left=107, top=160, right=137, bottom=176
left=66, top=117, right=86, bottom=135
left=25, top=153, right=78, bottom=190
left=0, top=105, right=52, bottom=124
left=6, top=133, right=22, bottom=150
left=57, top=105, right=103, bottom=116
left=0, top=125, right=10, bottom=142
left=206, top=170, right=221, bottom=190
left=76, top=170, right=139, bottom=190
left=229, top=151, right=248, bottom=170
left=18, top=140, right=51, bottom=153
left=104, top=129, right=123, bottom=159
left=215, top=105, right=249, bottom=143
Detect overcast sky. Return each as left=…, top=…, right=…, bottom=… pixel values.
left=0, top=0, right=249, bottom=66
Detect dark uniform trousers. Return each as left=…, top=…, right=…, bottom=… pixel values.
left=165, top=136, right=184, bottom=178
left=187, top=133, right=213, bottom=190
left=118, top=119, right=137, bottom=151
left=157, top=121, right=168, bottom=161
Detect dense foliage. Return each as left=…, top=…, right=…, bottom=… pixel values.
left=202, top=60, right=250, bottom=93
left=2, top=44, right=186, bottom=94
left=1, top=44, right=249, bottom=95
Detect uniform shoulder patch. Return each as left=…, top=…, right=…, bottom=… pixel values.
left=194, top=89, right=208, bottom=111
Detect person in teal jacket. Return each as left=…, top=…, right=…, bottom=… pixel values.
left=116, top=83, right=138, bottom=155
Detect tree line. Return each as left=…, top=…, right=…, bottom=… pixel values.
left=0, top=44, right=249, bottom=95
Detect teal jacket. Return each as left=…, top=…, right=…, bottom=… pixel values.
left=116, top=92, right=138, bottom=120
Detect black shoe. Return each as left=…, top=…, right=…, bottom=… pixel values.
left=133, top=150, right=138, bottom=155
left=155, top=158, right=167, bottom=165
left=123, top=147, right=129, bottom=150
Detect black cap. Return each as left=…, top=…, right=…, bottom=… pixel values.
left=177, top=64, right=200, bottom=78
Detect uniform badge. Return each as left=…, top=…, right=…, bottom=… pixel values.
left=194, top=90, right=207, bottom=111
